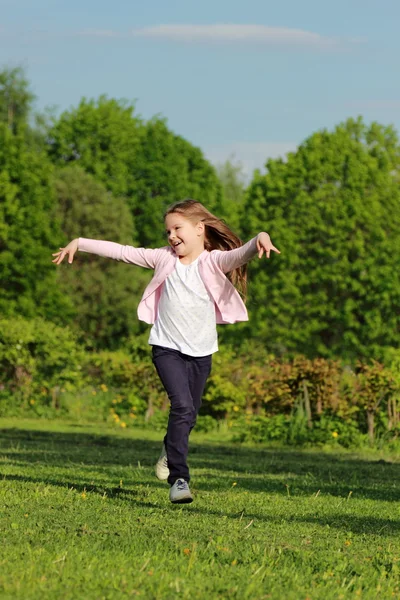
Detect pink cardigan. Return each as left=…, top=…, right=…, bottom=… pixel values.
left=78, top=236, right=259, bottom=324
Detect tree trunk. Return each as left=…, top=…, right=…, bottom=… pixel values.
left=316, top=385, right=322, bottom=415
left=388, top=398, right=393, bottom=431
left=367, top=410, right=374, bottom=442
left=145, top=395, right=154, bottom=422
left=393, top=398, right=398, bottom=428
left=52, top=386, right=60, bottom=410
left=303, top=380, right=312, bottom=429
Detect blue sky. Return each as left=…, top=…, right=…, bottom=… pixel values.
left=2, top=0, right=400, bottom=177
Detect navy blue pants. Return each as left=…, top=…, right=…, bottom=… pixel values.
left=151, top=345, right=212, bottom=485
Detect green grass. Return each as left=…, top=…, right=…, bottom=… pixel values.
left=1, top=418, right=400, bottom=599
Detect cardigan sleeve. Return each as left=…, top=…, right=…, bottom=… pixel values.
left=210, top=236, right=259, bottom=273
left=78, top=238, right=162, bottom=269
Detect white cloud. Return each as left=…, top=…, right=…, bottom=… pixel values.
left=132, top=24, right=362, bottom=50
left=77, top=24, right=363, bottom=50
left=204, top=141, right=298, bottom=181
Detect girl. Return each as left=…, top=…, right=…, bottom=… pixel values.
left=52, top=199, right=280, bottom=504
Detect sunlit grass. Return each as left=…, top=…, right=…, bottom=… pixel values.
left=1, top=418, right=400, bottom=599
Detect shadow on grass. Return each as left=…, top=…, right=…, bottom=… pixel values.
left=1, top=426, right=400, bottom=505
left=3, top=471, right=399, bottom=538
left=0, top=471, right=156, bottom=499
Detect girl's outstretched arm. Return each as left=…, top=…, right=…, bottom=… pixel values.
left=52, top=238, right=162, bottom=269
left=211, top=232, right=280, bottom=274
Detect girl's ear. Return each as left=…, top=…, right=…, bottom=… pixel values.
left=196, top=220, right=205, bottom=236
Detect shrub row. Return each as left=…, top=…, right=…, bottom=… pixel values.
left=1, top=318, right=400, bottom=445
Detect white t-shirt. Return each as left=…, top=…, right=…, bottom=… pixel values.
left=148, top=257, right=218, bottom=357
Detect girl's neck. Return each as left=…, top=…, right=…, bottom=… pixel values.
left=178, top=247, right=206, bottom=265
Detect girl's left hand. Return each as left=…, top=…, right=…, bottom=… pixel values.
left=257, top=232, right=281, bottom=259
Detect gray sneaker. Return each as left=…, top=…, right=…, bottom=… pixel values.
left=155, top=444, right=169, bottom=481
left=169, top=478, right=193, bottom=504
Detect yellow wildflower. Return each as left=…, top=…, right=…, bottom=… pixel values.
left=332, top=431, right=339, bottom=438
left=100, top=384, right=108, bottom=392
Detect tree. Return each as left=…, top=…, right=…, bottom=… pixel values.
left=54, top=166, right=151, bottom=349
left=241, top=118, right=400, bottom=362
left=216, top=156, right=246, bottom=235
left=47, top=95, right=143, bottom=199
left=0, top=67, right=35, bottom=133
left=0, top=124, right=72, bottom=322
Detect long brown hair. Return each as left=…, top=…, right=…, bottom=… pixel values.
left=164, top=199, right=247, bottom=299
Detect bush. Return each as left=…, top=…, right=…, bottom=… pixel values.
left=231, top=412, right=366, bottom=448
left=83, top=349, right=166, bottom=416
left=2, top=318, right=400, bottom=449
left=0, top=317, right=85, bottom=414
left=203, top=347, right=247, bottom=416
left=194, top=414, right=219, bottom=433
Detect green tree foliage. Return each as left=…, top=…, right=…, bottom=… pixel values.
left=0, top=124, right=72, bottom=322
left=0, top=67, right=35, bottom=133
left=216, top=157, right=246, bottom=235
left=47, top=95, right=143, bottom=199
left=54, top=166, right=151, bottom=349
left=242, top=118, right=400, bottom=361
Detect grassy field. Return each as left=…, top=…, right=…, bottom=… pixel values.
left=1, top=418, right=400, bottom=599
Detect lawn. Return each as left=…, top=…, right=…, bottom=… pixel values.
left=1, top=418, right=400, bottom=599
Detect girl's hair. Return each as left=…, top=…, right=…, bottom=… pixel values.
left=164, top=198, right=247, bottom=299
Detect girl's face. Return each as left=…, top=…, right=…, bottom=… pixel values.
left=165, top=213, right=205, bottom=256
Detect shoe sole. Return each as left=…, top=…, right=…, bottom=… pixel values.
left=171, top=496, right=193, bottom=504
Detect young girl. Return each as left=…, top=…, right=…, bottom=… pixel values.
left=52, top=199, right=280, bottom=504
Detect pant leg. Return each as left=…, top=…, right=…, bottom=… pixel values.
left=152, top=346, right=194, bottom=484
left=187, top=354, right=212, bottom=434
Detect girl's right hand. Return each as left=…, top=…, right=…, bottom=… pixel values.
left=52, top=239, right=79, bottom=265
